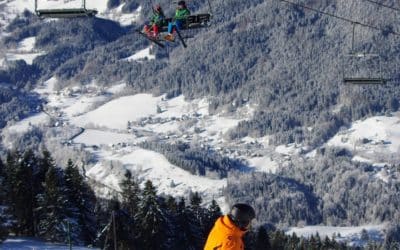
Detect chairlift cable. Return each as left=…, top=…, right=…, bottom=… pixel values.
left=278, top=0, right=400, bottom=37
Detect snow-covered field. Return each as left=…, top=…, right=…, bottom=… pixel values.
left=6, top=113, right=50, bottom=133
left=123, top=47, right=155, bottom=61
left=87, top=148, right=226, bottom=199
left=328, top=114, right=400, bottom=154
left=2, top=36, right=44, bottom=65
left=72, top=94, right=160, bottom=130
left=1, top=237, right=99, bottom=250
left=287, top=224, right=386, bottom=247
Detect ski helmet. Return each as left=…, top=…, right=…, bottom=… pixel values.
left=228, top=203, right=256, bottom=230
left=178, top=1, right=186, bottom=7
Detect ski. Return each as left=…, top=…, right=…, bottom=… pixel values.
left=175, top=28, right=187, bottom=48
left=136, top=30, right=165, bottom=48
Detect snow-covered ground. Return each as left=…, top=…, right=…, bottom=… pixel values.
left=6, top=113, right=50, bottom=133
left=72, top=94, right=160, bottom=130
left=73, top=129, right=135, bottom=146
left=2, top=36, right=44, bottom=65
left=287, top=224, right=386, bottom=247
left=1, top=237, right=99, bottom=250
left=87, top=148, right=226, bottom=200
left=247, top=155, right=278, bottom=173
left=327, top=114, right=400, bottom=153
left=123, top=47, right=155, bottom=61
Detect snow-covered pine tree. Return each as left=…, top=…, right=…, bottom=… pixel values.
left=188, top=191, right=208, bottom=248
left=5, top=150, right=35, bottom=235
left=204, top=199, right=222, bottom=237
left=103, top=200, right=136, bottom=250
left=168, top=198, right=197, bottom=250
left=0, top=157, right=12, bottom=242
left=120, top=170, right=140, bottom=219
left=36, top=158, right=70, bottom=243
left=270, top=230, right=286, bottom=249
left=384, top=224, right=400, bottom=249
left=136, top=180, right=168, bottom=250
left=35, top=149, right=52, bottom=196
left=64, top=159, right=97, bottom=244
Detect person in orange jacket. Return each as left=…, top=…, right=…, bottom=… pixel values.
left=204, top=203, right=256, bottom=250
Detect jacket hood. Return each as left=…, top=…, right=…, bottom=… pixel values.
left=215, top=215, right=247, bottom=238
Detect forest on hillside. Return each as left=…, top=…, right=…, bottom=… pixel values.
left=1, top=1, right=400, bottom=147
left=1, top=149, right=399, bottom=249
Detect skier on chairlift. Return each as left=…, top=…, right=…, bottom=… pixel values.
left=164, top=0, right=191, bottom=42
left=143, top=4, right=167, bottom=38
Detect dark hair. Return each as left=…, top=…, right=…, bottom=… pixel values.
left=178, top=1, right=186, bottom=6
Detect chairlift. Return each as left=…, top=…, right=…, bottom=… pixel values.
left=35, top=0, right=98, bottom=18
left=342, top=23, right=386, bottom=84
left=137, top=0, right=213, bottom=48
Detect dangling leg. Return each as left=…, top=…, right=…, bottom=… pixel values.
left=152, top=25, right=159, bottom=38
left=175, top=20, right=183, bottom=33
left=143, top=24, right=151, bottom=35
left=167, top=22, right=174, bottom=34
left=165, top=22, right=176, bottom=41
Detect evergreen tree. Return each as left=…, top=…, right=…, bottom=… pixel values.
left=270, top=230, right=286, bottom=250
left=322, top=236, right=334, bottom=249
left=165, top=195, right=178, bottom=214
left=103, top=201, right=136, bottom=250
left=136, top=180, right=167, bottom=250
left=188, top=191, right=208, bottom=247
left=64, top=159, right=97, bottom=244
left=35, top=149, right=52, bottom=195
left=254, top=226, right=271, bottom=250
left=4, top=152, right=18, bottom=234
left=119, top=170, right=141, bottom=247
left=170, top=198, right=201, bottom=250
left=0, top=157, right=11, bottom=241
left=36, top=160, right=69, bottom=242
left=120, top=170, right=140, bottom=218
left=384, top=224, right=400, bottom=249
left=6, top=150, right=35, bottom=235
left=204, top=199, right=222, bottom=240
left=189, top=191, right=202, bottom=207
left=19, top=150, right=37, bottom=235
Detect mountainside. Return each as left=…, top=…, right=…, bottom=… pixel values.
left=1, top=0, right=400, bottom=141
left=0, top=0, right=400, bottom=246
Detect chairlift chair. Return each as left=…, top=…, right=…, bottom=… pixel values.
left=342, top=23, right=386, bottom=85
left=35, top=0, right=98, bottom=18
left=342, top=53, right=386, bottom=84
left=137, top=0, right=213, bottom=48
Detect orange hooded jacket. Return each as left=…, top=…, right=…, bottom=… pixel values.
left=204, top=215, right=246, bottom=250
